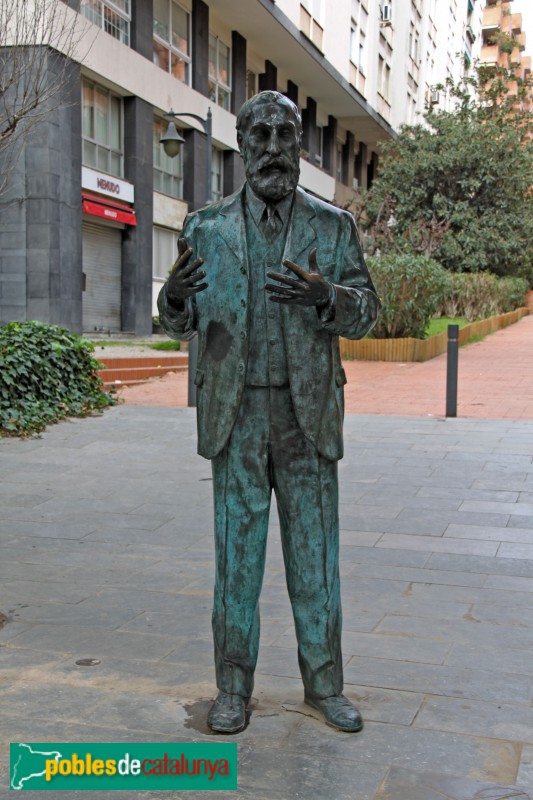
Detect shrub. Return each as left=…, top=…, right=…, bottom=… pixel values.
left=367, top=254, right=451, bottom=339
left=439, top=273, right=529, bottom=321
left=0, top=321, right=116, bottom=436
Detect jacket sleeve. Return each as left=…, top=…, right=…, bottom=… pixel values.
left=156, top=214, right=198, bottom=341
left=319, top=211, right=380, bottom=340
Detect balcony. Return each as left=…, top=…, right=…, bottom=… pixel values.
left=480, top=44, right=500, bottom=67
left=516, top=32, right=526, bottom=51
left=511, top=13, right=522, bottom=33
left=482, top=5, right=501, bottom=29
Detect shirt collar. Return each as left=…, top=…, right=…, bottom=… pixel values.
left=245, top=184, right=294, bottom=227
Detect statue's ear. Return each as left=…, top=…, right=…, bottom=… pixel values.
left=237, top=132, right=243, bottom=152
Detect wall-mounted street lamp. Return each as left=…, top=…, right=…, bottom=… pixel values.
left=160, top=107, right=212, bottom=202
left=159, top=110, right=185, bottom=158
left=159, top=107, right=213, bottom=406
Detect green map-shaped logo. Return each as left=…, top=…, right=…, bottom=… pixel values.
left=10, top=743, right=63, bottom=790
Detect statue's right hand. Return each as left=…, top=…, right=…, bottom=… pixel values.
left=167, top=237, right=208, bottom=304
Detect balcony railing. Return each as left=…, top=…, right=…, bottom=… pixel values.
left=480, top=44, right=499, bottom=66
left=482, top=5, right=501, bottom=28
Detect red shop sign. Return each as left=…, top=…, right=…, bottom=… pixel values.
left=82, top=194, right=137, bottom=226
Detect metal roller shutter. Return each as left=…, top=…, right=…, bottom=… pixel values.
left=82, top=222, right=122, bottom=332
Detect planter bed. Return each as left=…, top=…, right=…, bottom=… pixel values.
left=340, top=307, right=530, bottom=362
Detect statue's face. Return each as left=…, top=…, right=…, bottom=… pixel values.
left=239, top=102, right=301, bottom=202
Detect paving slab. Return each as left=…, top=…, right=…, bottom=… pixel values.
left=343, top=655, right=533, bottom=705
left=413, top=695, right=533, bottom=744
left=374, top=767, right=533, bottom=800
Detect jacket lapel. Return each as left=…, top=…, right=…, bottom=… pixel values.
left=283, top=187, right=317, bottom=269
left=213, top=188, right=248, bottom=267
left=280, top=189, right=320, bottom=347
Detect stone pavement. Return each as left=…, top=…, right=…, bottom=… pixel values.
left=1, top=406, right=533, bottom=799
left=117, top=313, right=533, bottom=420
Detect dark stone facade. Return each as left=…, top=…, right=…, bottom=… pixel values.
left=0, top=50, right=83, bottom=332
left=122, top=97, right=153, bottom=336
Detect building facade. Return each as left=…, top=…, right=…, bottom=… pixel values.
left=1, top=0, right=490, bottom=334
left=480, top=0, right=532, bottom=112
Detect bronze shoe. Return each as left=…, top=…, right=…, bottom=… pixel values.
left=304, top=693, right=364, bottom=732
left=207, top=691, right=248, bottom=734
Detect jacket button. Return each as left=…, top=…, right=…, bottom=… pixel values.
left=238, top=362, right=245, bottom=373
left=240, top=331, right=246, bottom=339
left=241, top=299, right=246, bottom=307
left=240, top=266, right=247, bottom=274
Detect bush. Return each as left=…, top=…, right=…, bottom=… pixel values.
left=439, top=273, right=529, bottom=321
left=0, top=321, right=116, bottom=436
left=367, top=254, right=451, bottom=339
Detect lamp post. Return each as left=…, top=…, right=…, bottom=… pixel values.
left=160, top=108, right=212, bottom=407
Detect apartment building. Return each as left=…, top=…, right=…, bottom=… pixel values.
left=480, top=0, right=532, bottom=112
left=0, top=0, right=484, bottom=335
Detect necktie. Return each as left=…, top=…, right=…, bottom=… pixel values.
left=261, top=204, right=282, bottom=237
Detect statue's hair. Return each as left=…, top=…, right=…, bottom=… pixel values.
left=236, top=91, right=302, bottom=140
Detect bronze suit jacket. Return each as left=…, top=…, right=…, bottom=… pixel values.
left=158, top=185, right=380, bottom=461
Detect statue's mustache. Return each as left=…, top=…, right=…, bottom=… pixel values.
left=256, top=156, right=292, bottom=173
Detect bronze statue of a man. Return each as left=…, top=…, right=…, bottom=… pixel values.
left=158, top=91, right=380, bottom=734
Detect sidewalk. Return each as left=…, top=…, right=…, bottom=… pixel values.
left=117, top=313, right=533, bottom=420
left=1, top=406, right=533, bottom=798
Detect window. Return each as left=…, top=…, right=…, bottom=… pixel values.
left=300, top=0, right=324, bottom=50
left=378, top=55, right=391, bottom=101
left=209, top=35, right=231, bottom=110
left=81, top=0, right=131, bottom=45
left=246, top=69, right=258, bottom=100
left=315, top=126, right=323, bottom=167
left=351, top=20, right=366, bottom=73
left=211, top=147, right=224, bottom=202
left=153, top=0, right=191, bottom=84
left=82, top=80, right=123, bottom=177
left=409, top=23, right=420, bottom=63
left=153, top=227, right=177, bottom=280
left=153, top=118, right=183, bottom=199
left=350, top=21, right=358, bottom=62
left=350, top=2, right=367, bottom=74
left=336, top=141, right=344, bottom=182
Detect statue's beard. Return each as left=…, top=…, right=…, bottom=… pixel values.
left=245, top=156, right=299, bottom=202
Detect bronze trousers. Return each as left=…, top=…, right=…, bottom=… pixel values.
left=211, top=385, right=343, bottom=700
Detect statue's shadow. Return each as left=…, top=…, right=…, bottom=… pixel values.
left=183, top=698, right=256, bottom=736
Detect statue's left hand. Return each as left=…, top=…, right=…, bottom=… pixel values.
left=265, top=248, right=330, bottom=308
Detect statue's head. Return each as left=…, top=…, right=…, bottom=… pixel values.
left=236, top=91, right=302, bottom=202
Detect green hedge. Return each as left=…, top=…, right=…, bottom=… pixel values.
left=439, top=273, right=529, bottom=321
left=0, top=321, right=116, bottom=436
left=367, top=254, right=451, bottom=339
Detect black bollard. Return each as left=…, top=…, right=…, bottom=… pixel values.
left=446, top=324, right=459, bottom=417
left=187, top=334, right=198, bottom=407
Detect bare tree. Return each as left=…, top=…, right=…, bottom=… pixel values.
left=0, top=0, right=92, bottom=197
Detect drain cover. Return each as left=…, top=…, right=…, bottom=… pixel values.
left=75, top=658, right=101, bottom=667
